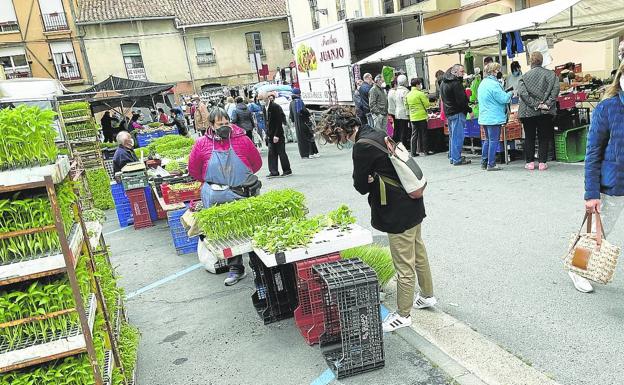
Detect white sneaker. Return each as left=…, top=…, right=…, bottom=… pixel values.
left=382, top=312, right=412, bottom=332
left=312, top=153, right=321, bottom=158
left=568, top=271, right=593, bottom=293
left=413, top=293, right=437, bottom=309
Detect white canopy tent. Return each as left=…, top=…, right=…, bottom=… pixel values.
left=357, top=0, right=624, bottom=65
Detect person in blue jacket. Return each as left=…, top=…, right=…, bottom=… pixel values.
left=573, top=61, right=624, bottom=294
left=477, top=62, right=512, bottom=171
left=248, top=96, right=266, bottom=146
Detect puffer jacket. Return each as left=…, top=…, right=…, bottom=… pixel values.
left=231, top=103, right=255, bottom=131
left=517, top=65, right=560, bottom=119
left=477, top=76, right=512, bottom=126
left=393, top=86, right=410, bottom=120
left=188, top=124, right=262, bottom=182
left=440, top=69, right=472, bottom=117
left=584, top=92, right=624, bottom=200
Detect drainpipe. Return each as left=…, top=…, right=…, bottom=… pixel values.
left=180, top=24, right=197, bottom=93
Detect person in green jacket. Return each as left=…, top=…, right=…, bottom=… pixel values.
left=405, top=78, right=431, bottom=156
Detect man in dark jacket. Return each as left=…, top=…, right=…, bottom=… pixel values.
left=112, top=131, right=138, bottom=173
left=317, top=106, right=435, bottom=334
left=440, top=64, right=473, bottom=166
left=369, top=74, right=389, bottom=132
left=263, top=93, right=292, bottom=177
left=359, top=73, right=373, bottom=124
left=231, top=96, right=255, bottom=140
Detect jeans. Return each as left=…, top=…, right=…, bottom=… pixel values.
left=371, top=114, right=388, bottom=133
left=447, top=113, right=466, bottom=164
left=482, top=125, right=501, bottom=167
left=522, top=115, right=554, bottom=163
left=410, top=120, right=428, bottom=156
left=387, top=224, right=433, bottom=317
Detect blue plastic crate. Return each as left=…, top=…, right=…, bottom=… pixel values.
left=167, top=207, right=197, bottom=252
left=111, top=183, right=133, bottom=227
left=136, top=131, right=164, bottom=147
left=464, top=119, right=481, bottom=138
left=162, top=128, right=179, bottom=136
left=176, top=243, right=197, bottom=255
left=144, top=186, right=158, bottom=221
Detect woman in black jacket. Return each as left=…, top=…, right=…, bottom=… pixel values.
left=231, top=96, right=256, bottom=141
left=290, top=88, right=319, bottom=159
left=317, top=106, right=436, bottom=333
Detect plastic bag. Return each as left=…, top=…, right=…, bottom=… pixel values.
left=198, top=240, right=220, bottom=274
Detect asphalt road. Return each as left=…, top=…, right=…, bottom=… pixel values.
left=106, top=141, right=623, bottom=385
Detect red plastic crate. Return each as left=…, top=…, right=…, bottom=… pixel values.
left=153, top=192, right=167, bottom=220
left=126, top=189, right=153, bottom=229
left=575, top=92, right=588, bottom=102
left=558, top=94, right=576, bottom=110
left=161, top=182, right=201, bottom=205
left=427, top=117, right=444, bottom=130
left=294, top=253, right=341, bottom=345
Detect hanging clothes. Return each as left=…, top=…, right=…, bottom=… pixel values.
left=501, top=31, right=525, bottom=59
left=464, top=51, right=475, bottom=75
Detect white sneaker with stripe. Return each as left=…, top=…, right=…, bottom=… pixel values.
left=382, top=312, right=412, bottom=332
left=413, top=293, right=437, bottom=309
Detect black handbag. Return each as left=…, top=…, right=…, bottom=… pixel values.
left=231, top=174, right=262, bottom=197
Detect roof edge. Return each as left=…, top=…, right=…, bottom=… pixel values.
left=76, top=16, right=176, bottom=26
left=176, top=15, right=286, bottom=29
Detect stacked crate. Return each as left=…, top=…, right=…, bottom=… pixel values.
left=249, top=253, right=298, bottom=324
left=167, top=206, right=198, bottom=254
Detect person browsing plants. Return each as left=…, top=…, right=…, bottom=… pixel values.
left=188, top=108, right=262, bottom=286
left=317, top=106, right=436, bottom=333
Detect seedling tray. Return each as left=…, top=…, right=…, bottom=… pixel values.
left=253, top=224, right=373, bottom=267
left=0, top=156, right=70, bottom=188
left=203, top=236, right=253, bottom=260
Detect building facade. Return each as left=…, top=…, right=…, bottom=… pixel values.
left=0, top=0, right=91, bottom=89
left=76, top=0, right=293, bottom=96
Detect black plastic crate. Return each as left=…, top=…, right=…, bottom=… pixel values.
left=249, top=252, right=298, bottom=325
left=313, top=258, right=384, bottom=379
left=214, top=259, right=228, bottom=274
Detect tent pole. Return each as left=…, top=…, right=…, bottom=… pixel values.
left=498, top=30, right=509, bottom=165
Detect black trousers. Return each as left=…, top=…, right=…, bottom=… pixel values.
left=227, top=255, right=244, bottom=273
left=393, top=119, right=409, bottom=146
left=410, top=120, right=428, bottom=156
left=103, top=130, right=115, bottom=143
left=246, top=130, right=253, bottom=140
left=268, top=140, right=292, bottom=175
left=522, top=115, right=554, bottom=163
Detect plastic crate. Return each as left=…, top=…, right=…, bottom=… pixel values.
left=102, top=148, right=116, bottom=160
left=313, top=259, right=384, bottom=379
left=555, top=125, right=588, bottom=163
left=427, top=117, right=444, bottom=130
left=162, top=128, right=179, bottom=136
left=161, top=183, right=201, bottom=205
left=65, top=121, right=99, bottom=142
left=111, top=183, right=133, bottom=227
left=294, top=253, right=342, bottom=345
left=249, top=252, right=298, bottom=325
left=126, top=188, right=153, bottom=229
left=167, top=207, right=198, bottom=254
left=104, top=159, right=115, bottom=180
left=144, top=186, right=158, bottom=222
left=136, top=131, right=164, bottom=147
left=214, top=259, right=228, bottom=274
left=557, top=94, right=576, bottom=110
left=122, top=172, right=148, bottom=191
left=153, top=194, right=167, bottom=220
left=480, top=121, right=522, bottom=141
left=61, top=109, right=91, bottom=119
left=464, top=118, right=481, bottom=138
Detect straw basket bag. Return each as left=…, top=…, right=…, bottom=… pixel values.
left=564, top=212, right=620, bottom=284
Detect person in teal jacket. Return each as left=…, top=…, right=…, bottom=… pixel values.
left=477, top=62, right=512, bottom=171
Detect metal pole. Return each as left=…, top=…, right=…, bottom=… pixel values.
left=498, top=30, right=509, bottom=164
left=253, top=53, right=261, bottom=82
left=181, top=27, right=197, bottom=94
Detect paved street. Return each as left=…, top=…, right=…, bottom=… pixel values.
left=106, top=141, right=623, bottom=385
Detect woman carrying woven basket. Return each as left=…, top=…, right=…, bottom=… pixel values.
left=574, top=61, right=624, bottom=293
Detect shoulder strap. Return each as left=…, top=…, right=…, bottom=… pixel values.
left=358, top=138, right=389, bottom=154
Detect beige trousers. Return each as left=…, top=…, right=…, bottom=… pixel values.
left=387, top=223, right=433, bottom=317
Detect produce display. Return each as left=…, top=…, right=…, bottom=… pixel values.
left=340, top=245, right=395, bottom=287
left=253, top=205, right=356, bottom=253
left=0, top=182, right=76, bottom=264
left=85, top=168, right=115, bottom=210
left=195, top=189, right=307, bottom=242
left=146, top=135, right=194, bottom=159
left=115, top=323, right=140, bottom=381
left=168, top=181, right=200, bottom=192
left=59, top=102, right=90, bottom=114
left=83, top=208, right=106, bottom=225
left=0, top=255, right=90, bottom=350
left=65, top=120, right=98, bottom=141
left=0, top=105, right=58, bottom=170
left=164, top=160, right=185, bottom=173
left=0, top=355, right=95, bottom=385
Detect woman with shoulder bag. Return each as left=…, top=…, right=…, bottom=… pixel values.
left=317, top=106, right=435, bottom=333
left=290, top=88, right=319, bottom=159
left=572, top=61, right=624, bottom=293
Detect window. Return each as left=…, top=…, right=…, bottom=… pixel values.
left=39, top=0, right=68, bottom=31
left=0, top=0, right=19, bottom=32
left=0, top=47, right=30, bottom=78
left=281, top=32, right=292, bottom=50
left=384, top=0, right=395, bottom=14
left=121, top=43, right=147, bottom=80
left=401, top=0, right=427, bottom=7
left=245, top=32, right=265, bottom=58
left=195, top=37, right=215, bottom=65
left=50, top=41, right=80, bottom=81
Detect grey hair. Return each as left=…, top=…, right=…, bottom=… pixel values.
left=116, top=131, right=130, bottom=144
left=484, top=62, right=501, bottom=77
left=374, top=74, right=383, bottom=82
left=530, top=52, right=544, bottom=66
left=450, top=64, right=464, bottom=77
left=397, top=74, right=408, bottom=86
left=363, top=73, right=372, bottom=80
left=209, top=107, right=230, bottom=124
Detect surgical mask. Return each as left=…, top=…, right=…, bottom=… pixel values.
left=512, top=70, right=520, bottom=76
left=215, top=125, right=232, bottom=139
left=620, top=76, right=624, bottom=91
left=342, top=138, right=355, bottom=150
left=619, top=53, right=624, bottom=62
left=127, top=139, right=135, bottom=148
left=497, top=72, right=503, bottom=80
left=381, top=82, right=387, bottom=88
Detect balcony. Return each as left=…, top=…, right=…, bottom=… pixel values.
left=42, top=13, right=69, bottom=32
left=55, top=63, right=81, bottom=82
left=4, top=66, right=32, bottom=79
left=197, top=53, right=216, bottom=65
left=0, top=22, right=19, bottom=33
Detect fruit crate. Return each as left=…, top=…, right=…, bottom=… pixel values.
left=126, top=188, right=153, bottom=229
left=555, top=125, right=588, bottom=163
left=161, top=182, right=201, bottom=205
left=136, top=131, right=164, bottom=148
left=249, top=252, right=298, bottom=325
left=144, top=186, right=158, bottom=222
left=313, top=259, right=384, bottom=379
left=294, top=253, right=342, bottom=345
left=167, top=207, right=198, bottom=255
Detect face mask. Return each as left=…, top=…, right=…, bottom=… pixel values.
left=342, top=138, right=355, bottom=150
left=215, top=125, right=232, bottom=139
left=512, top=71, right=520, bottom=76
left=260, top=101, right=266, bottom=106
left=497, top=72, right=503, bottom=80
left=128, top=139, right=135, bottom=148
left=620, top=76, right=624, bottom=91
left=619, top=53, right=624, bottom=62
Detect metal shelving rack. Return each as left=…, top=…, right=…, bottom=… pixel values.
left=0, top=157, right=127, bottom=384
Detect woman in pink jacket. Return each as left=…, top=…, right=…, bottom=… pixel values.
left=188, top=107, right=262, bottom=285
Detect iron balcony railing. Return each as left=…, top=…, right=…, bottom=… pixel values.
left=55, top=63, right=81, bottom=81
left=42, top=12, right=69, bottom=32
left=197, top=53, right=216, bottom=65
left=4, top=66, right=32, bottom=79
